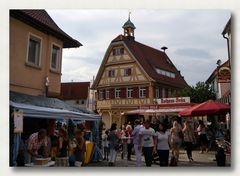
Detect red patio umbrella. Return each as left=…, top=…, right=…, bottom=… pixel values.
left=178, top=100, right=230, bottom=117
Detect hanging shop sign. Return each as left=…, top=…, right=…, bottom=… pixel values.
left=13, top=111, right=23, bottom=133
left=218, top=66, right=231, bottom=83
left=156, top=97, right=190, bottom=105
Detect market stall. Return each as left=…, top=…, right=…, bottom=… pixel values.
left=10, top=91, right=101, bottom=167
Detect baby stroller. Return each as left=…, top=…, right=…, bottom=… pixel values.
left=215, top=138, right=231, bottom=166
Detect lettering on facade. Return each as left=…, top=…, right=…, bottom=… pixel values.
left=156, top=97, right=190, bottom=104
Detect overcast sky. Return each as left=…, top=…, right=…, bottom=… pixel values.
left=47, top=10, right=230, bottom=86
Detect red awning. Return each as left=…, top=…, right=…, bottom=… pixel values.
left=178, top=100, right=230, bottom=117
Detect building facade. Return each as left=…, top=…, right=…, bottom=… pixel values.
left=60, top=82, right=90, bottom=110
left=206, top=18, right=231, bottom=104
left=10, top=10, right=81, bottom=97
left=92, top=16, right=188, bottom=128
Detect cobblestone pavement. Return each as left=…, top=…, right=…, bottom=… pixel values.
left=86, top=150, right=231, bottom=167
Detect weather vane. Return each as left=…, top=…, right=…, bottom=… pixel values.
left=128, top=11, right=131, bottom=20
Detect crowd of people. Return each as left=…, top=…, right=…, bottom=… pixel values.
left=17, top=122, right=88, bottom=167
left=16, top=117, right=229, bottom=167
left=102, top=117, right=227, bottom=167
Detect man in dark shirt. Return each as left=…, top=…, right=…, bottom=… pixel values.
left=150, top=116, right=160, bottom=132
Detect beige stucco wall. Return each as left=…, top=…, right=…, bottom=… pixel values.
left=10, top=17, right=63, bottom=96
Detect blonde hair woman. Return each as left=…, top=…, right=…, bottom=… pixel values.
left=170, top=121, right=182, bottom=162
left=182, top=121, right=195, bottom=162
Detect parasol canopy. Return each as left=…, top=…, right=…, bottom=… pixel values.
left=178, top=100, right=230, bottom=117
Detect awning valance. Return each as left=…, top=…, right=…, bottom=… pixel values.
left=10, top=101, right=100, bottom=121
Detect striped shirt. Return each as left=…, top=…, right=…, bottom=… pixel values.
left=27, top=132, right=48, bottom=151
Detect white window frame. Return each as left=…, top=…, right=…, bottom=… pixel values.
left=106, top=88, right=110, bottom=99
left=26, top=33, right=42, bottom=67
left=115, top=88, right=120, bottom=98
left=139, top=87, right=146, bottom=98
left=50, top=42, right=62, bottom=72
left=127, top=87, right=133, bottom=98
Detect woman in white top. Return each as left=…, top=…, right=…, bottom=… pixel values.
left=155, top=123, right=170, bottom=166
left=102, top=130, right=110, bottom=161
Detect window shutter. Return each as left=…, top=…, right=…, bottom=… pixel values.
left=97, top=90, right=99, bottom=100
left=121, top=87, right=126, bottom=98
left=133, top=87, right=139, bottom=98
left=120, top=48, right=124, bottom=54
left=108, top=70, right=111, bottom=77
left=165, top=88, right=168, bottom=98
left=110, top=88, right=114, bottom=99
left=153, top=87, right=156, bottom=98
left=146, top=87, right=149, bottom=98
left=113, top=49, right=116, bottom=56
left=159, top=88, right=162, bottom=98
left=102, top=89, right=105, bottom=99
left=128, top=68, right=131, bottom=75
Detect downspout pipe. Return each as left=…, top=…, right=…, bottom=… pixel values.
left=222, top=33, right=230, bottom=68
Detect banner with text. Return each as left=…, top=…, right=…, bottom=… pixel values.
left=156, top=97, right=190, bottom=104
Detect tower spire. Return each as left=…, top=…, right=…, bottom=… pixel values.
left=122, top=12, right=136, bottom=39
left=128, top=11, right=131, bottom=21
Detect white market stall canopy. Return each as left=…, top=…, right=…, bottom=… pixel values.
left=10, top=101, right=100, bottom=121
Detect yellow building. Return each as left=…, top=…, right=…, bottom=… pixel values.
left=10, top=10, right=81, bottom=97
left=92, top=16, right=188, bottom=128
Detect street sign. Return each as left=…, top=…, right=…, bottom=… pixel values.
left=13, top=111, right=23, bottom=133
left=156, top=97, right=190, bottom=104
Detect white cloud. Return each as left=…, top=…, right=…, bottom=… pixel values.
left=48, top=9, right=230, bottom=85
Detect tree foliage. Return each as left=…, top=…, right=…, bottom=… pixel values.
left=173, top=81, right=216, bottom=103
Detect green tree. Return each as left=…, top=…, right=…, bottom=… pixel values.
left=174, top=81, right=216, bottom=103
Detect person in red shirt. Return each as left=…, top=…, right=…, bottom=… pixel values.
left=125, top=124, right=133, bottom=161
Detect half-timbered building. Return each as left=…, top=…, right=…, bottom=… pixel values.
left=92, top=16, right=188, bottom=128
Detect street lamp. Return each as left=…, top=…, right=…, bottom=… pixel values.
left=45, top=76, right=49, bottom=97
left=216, top=59, right=222, bottom=66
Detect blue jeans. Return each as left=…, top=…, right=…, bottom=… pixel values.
left=142, top=147, right=153, bottom=167
left=157, top=150, right=169, bottom=166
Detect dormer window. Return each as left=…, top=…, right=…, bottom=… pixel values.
left=113, top=48, right=124, bottom=56
left=155, top=67, right=176, bottom=78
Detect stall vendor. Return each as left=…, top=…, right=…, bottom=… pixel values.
left=27, top=129, right=48, bottom=160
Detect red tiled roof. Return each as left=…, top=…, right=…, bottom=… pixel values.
left=111, top=35, right=188, bottom=89
left=10, top=9, right=82, bottom=48
left=60, top=82, right=90, bottom=100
